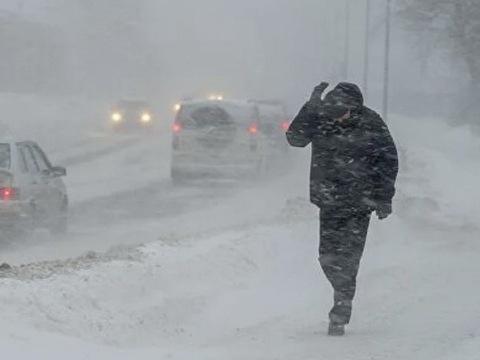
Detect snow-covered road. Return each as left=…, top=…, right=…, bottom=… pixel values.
left=1, top=215, right=479, bottom=359
left=0, top=109, right=479, bottom=359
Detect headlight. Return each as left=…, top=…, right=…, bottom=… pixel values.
left=141, top=113, right=152, bottom=123
left=111, top=112, right=122, bottom=122
left=208, top=94, right=224, bottom=101
left=173, top=103, right=181, bottom=112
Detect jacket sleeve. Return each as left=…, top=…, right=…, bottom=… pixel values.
left=371, top=116, right=399, bottom=206
left=286, top=102, right=318, bottom=148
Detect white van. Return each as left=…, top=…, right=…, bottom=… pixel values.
left=171, top=99, right=270, bottom=182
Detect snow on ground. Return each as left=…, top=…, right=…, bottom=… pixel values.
left=61, top=134, right=170, bottom=204
left=0, top=114, right=479, bottom=359
left=391, top=115, right=480, bottom=229
left=1, top=217, right=479, bottom=359
left=0, top=93, right=174, bottom=205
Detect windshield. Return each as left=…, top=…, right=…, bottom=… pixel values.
left=257, top=105, right=285, bottom=123
left=0, top=144, right=11, bottom=169
left=178, top=102, right=256, bottom=129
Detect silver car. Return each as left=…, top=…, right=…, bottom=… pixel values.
left=0, top=140, right=68, bottom=236
left=171, top=99, right=270, bottom=182
left=253, top=100, right=290, bottom=152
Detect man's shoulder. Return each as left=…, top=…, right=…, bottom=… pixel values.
left=362, top=107, right=383, bottom=121
left=361, top=107, right=388, bottom=129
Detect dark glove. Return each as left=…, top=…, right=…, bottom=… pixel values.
left=376, top=203, right=392, bottom=220
left=309, top=82, right=330, bottom=103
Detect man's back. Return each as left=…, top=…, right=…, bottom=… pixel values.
left=287, top=83, right=398, bottom=209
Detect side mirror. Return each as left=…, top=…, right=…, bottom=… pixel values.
left=50, top=166, right=67, bottom=177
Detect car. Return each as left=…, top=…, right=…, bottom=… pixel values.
left=170, top=99, right=271, bottom=182
left=109, top=99, right=154, bottom=131
left=251, top=100, right=290, bottom=152
left=0, top=139, right=68, bottom=236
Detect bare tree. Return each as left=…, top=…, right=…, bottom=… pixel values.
left=401, top=0, right=480, bottom=87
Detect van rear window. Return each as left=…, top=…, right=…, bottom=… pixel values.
left=178, top=103, right=256, bottom=129
left=0, top=144, right=10, bottom=169
left=190, top=106, right=234, bottom=128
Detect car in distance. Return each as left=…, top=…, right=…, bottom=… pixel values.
left=171, top=99, right=270, bottom=182
left=109, top=100, right=154, bottom=131
left=251, top=100, right=290, bottom=152
left=0, top=139, right=68, bottom=236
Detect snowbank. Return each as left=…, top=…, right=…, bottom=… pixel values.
left=390, top=115, right=480, bottom=229
left=1, top=216, right=479, bottom=359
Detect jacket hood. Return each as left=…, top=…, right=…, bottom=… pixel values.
left=323, top=82, right=364, bottom=110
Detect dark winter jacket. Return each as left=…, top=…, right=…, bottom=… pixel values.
left=287, top=83, right=398, bottom=210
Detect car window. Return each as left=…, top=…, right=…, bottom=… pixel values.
left=0, top=144, right=11, bottom=169
left=258, top=105, right=285, bottom=124
left=16, top=144, right=28, bottom=173
left=19, top=145, right=40, bottom=173
left=191, top=106, right=234, bottom=128
left=179, top=103, right=255, bottom=129
left=30, top=145, right=51, bottom=172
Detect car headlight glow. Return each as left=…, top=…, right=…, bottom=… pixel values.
left=173, top=103, right=181, bottom=112
left=208, top=94, right=224, bottom=101
left=111, top=112, right=122, bottom=122
left=141, top=113, right=152, bottom=123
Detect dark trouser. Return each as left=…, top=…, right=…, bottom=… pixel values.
left=319, top=206, right=371, bottom=325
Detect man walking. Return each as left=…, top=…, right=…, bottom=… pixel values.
left=286, top=82, right=398, bottom=336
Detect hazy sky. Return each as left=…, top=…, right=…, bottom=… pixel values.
left=0, top=0, right=462, bottom=114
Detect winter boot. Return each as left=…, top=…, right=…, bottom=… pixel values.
left=328, top=321, right=345, bottom=336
